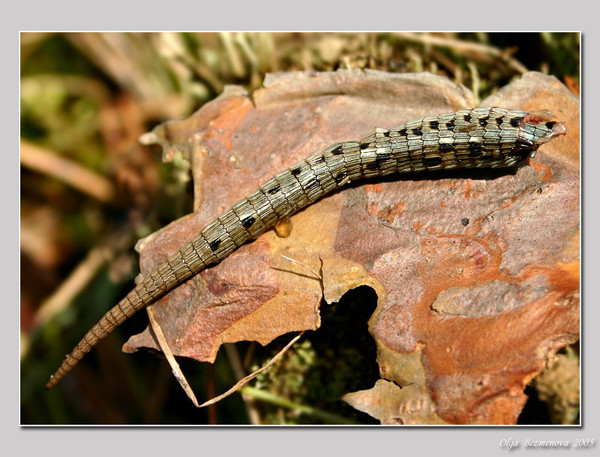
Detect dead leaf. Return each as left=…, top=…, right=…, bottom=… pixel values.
left=123, top=69, right=579, bottom=424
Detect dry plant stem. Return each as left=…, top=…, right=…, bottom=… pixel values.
left=206, top=364, right=218, bottom=424
left=21, top=141, right=115, bottom=203
left=224, top=344, right=261, bottom=424
left=68, top=34, right=138, bottom=95
left=198, top=332, right=304, bottom=408
left=147, top=305, right=200, bottom=407
left=148, top=304, right=303, bottom=412
left=398, top=32, right=529, bottom=74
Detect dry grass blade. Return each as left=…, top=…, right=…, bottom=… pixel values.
left=277, top=254, right=325, bottom=297
left=146, top=306, right=200, bottom=407
left=31, top=245, right=114, bottom=331
left=398, top=32, right=529, bottom=74
left=147, top=304, right=305, bottom=410
left=198, top=332, right=304, bottom=409
left=277, top=254, right=322, bottom=281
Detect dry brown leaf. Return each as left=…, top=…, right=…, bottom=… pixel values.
left=123, top=69, right=579, bottom=424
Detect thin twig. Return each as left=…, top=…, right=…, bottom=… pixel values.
left=224, top=343, right=262, bottom=424
left=21, top=141, right=115, bottom=203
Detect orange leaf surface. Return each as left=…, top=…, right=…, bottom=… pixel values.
left=123, top=70, right=579, bottom=424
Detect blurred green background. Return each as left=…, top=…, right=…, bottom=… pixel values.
left=20, top=32, right=579, bottom=425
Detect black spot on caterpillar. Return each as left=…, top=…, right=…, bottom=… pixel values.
left=334, top=171, right=348, bottom=183
left=268, top=184, right=281, bottom=194
left=209, top=239, right=221, bottom=251
left=424, top=157, right=443, bottom=167
left=242, top=216, right=255, bottom=228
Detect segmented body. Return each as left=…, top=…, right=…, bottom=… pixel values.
left=47, top=107, right=566, bottom=388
